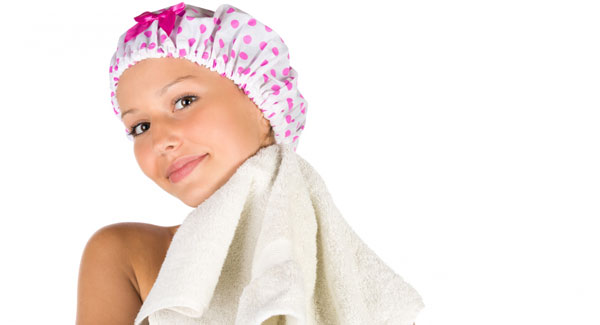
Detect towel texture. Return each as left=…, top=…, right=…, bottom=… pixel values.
left=134, top=143, right=425, bottom=325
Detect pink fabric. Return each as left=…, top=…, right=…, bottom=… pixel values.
left=124, top=2, right=186, bottom=43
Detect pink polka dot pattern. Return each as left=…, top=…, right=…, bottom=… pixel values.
left=108, top=3, right=307, bottom=152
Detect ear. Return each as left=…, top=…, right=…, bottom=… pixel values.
left=259, top=115, right=275, bottom=147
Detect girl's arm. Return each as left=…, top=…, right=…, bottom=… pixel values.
left=76, top=224, right=142, bottom=324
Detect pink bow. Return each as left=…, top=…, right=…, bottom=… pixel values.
left=124, top=2, right=186, bottom=43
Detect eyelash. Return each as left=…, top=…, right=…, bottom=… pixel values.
left=126, top=94, right=198, bottom=138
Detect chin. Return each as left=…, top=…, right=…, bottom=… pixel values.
left=181, top=199, right=197, bottom=208
left=178, top=188, right=212, bottom=208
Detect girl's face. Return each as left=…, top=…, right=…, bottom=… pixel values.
left=116, top=57, right=275, bottom=207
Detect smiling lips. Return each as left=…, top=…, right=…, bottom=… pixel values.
left=167, top=154, right=208, bottom=183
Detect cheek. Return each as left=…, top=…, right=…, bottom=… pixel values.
left=182, top=105, right=240, bottom=141
left=133, top=142, right=156, bottom=177
left=180, top=113, right=208, bottom=140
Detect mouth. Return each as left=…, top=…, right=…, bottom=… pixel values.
left=167, top=154, right=208, bottom=183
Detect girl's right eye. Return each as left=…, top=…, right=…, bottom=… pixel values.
left=127, top=122, right=150, bottom=138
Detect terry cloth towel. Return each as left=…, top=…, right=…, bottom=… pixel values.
left=134, top=143, right=425, bottom=325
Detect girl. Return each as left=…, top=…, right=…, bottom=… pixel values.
left=77, top=3, right=423, bottom=324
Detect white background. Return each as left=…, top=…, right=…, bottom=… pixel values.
left=0, top=0, right=598, bottom=324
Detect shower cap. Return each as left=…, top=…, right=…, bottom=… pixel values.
left=108, top=2, right=307, bottom=152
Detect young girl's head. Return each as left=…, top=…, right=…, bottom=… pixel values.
left=109, top=3, right=306, bottom=207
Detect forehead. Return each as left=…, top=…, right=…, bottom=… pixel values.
left=117, top=57, right=207, bottom=88
left=115, top=57, right=219, bottom=104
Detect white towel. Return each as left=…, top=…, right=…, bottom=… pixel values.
left=134, top=143, right=425, bottom=325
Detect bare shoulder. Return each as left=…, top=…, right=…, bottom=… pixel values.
left=89, top=222, right=179, bottom=249
left=76, top=222, right=142, bottom=324
left=119, top=222, right=179, bottom=259
left=76, top=222, right=179, bottom=324
left=87, top=222, right=179, bottom=275
left=80, top=222, right=172, bottom=262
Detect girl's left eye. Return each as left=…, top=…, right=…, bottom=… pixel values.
left=174, top=95, right=198, bottom=110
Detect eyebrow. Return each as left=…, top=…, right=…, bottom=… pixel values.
left=120, top=74, right=197, bottom=121
left=157, top=74, right=197, bottom=97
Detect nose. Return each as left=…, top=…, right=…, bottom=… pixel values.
left=151, top=117, right=182, bottom=154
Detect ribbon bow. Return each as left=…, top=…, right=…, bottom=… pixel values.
left=124, top=2, right=186, bottom=43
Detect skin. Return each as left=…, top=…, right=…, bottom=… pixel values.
left=115, top=56, right=275, bottom=207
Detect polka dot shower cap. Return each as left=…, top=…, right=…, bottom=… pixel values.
left=108, top=2, right=307, bottom=152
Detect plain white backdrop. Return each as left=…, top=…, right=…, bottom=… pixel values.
left=0, top=0, right=598, bottom=324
